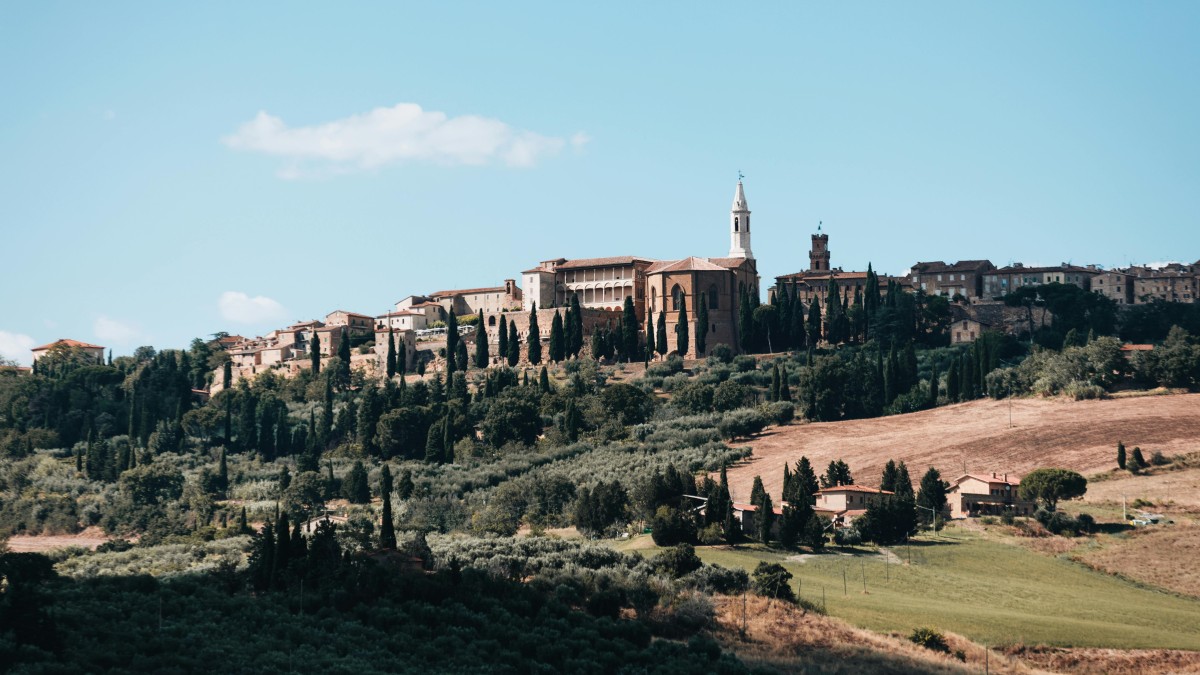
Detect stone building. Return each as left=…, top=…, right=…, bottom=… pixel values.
left=1127, top=264, right=1199, bottom=304
left=1092, top=270, right=1134, bottom=305
left=426, top=280, right=522, bottom=316
left=774, top=226, right=910, bottom=305
left=908, top=260, right=995, bottom=299
left=521, top=256, right=656, bottom=319
left=981, top=263, right=1099, bottom=299
left=324, top=310, right=375, bottom=335
left=30, top=339, right=105, bottom=363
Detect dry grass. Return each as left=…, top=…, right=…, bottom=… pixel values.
left=1084, top=465, right=1200, bottom=513
left=707, top=594, right=1047, bottom=674
left=1073, top=525, right=1200, bottom=599
left=5, top=526, right=115, bottom=553
left=1003, top=645, right=1200, bottom=674
left=724, top=394, right=1200, bottom=502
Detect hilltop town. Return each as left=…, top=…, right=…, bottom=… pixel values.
left=120, top=179, right=1192, bottom=394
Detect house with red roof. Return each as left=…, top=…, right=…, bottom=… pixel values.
left=947, top=473, right=1035, bottom=518
left=30, top=339, right=105, bottom=363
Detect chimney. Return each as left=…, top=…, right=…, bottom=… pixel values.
left=991, top=472, right=996, bottom=479
left=1004, top=473, right=1007, bottom=482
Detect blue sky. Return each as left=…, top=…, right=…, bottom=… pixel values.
left=2, top=3, right=1198, bottom=363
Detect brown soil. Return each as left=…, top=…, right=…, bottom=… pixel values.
left=6, top=526, right=115, bottom=553
left=1004, top=645, right=1200, bottom=674
left=708, top=594, right=1046, bottom=674
left=1073, top=524, right=1200, bottom=599
left=724, top=394, right=1200, bottom=502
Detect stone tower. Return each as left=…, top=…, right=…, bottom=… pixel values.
left=809, top=223, right=830, bottom=272
left=729, top=180, right=753, bottom=259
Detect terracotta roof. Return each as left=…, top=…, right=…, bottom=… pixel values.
left=651, top=256, right=731, bottom=273
left=815, top=484, right=894, bottom=495
left=523, top=267, right=554, bottom=274
left=327, top=310, right=373, bottom=319
left=410, top=302, right=443, bottom=309
left=1120, top=344, right=1154, bottom=352
left=776, top=270, right=871, bottom=282
left=376, top=310, right=424, bottom=318
left=32, top=338, right=105, bottom=352
left=644, top=260, right=680, bottom=274
left=913, top=260, right=994, bottom=274
left=430, top=286, right=509, bottom=298
left=732, top=502, right=784, bottom=516
left=554, top=256, right=656, bottom=270
left=706, top=257, right=755, bottom=270
left=954, top=473, right=1020, bottom=487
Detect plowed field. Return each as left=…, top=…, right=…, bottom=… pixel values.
left=725, top=393, right=1200, bottom=502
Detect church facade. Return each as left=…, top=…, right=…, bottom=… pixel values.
left=519, top=179, right=761, bottom=358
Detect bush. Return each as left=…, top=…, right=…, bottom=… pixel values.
left=707, top=344, right=734, bottom=365
left=762, top=401, right=794, bottom=425
left=832, top=528, right=861, bottom=547
left=650, top=507, right=696, bottom=547
left=750, top=562, right=796, bottom=603
left=909, top=627, right=949, bottom=653
left=1000, top=510, right=1015, bottom=526
left=717, top=409, right=767, bottom=441
left=654, top=543, right=703, bottom=578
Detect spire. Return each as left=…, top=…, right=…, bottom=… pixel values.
left=732, top=180, right=748, bottom=212
left=729, top=176, right=753, bottom=259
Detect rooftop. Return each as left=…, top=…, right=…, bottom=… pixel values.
left=554, top=255, right=657, bottom=270
left=32, top=338, right=105, bottom=352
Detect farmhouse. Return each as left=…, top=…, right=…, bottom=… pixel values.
left=31, top=338, right=106, bottom=363
left=814, top=484, right=894, bottom=527
left=947, top=473, right=1035, bottom=518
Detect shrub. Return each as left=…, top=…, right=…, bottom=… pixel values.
left=707, top=344, right=734, bottom=365
left=909, top=627, right=949, bottom=653
left=1150, top=450, right=1169, bottom=466
left=762, top=401, right=795, bottom=425
left=1000, top=510, right=1016, bottom=526
left=732, top=355, right=757, bottom=372
left=654, top=543, right=703, bottom=578
left=717, top=409, right=767, bottom=440
left=832, top=528, right=861, bottom=547
left=979, top=516, right=997, bottom=526
left=750, top=562, right=796, bottom=602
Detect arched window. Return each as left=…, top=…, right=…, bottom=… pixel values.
left=734, top=217, right=739, bottom=232
left=671, top=284, right=683, bottom=310
left=745, top=215, right=749, bottom=231
left=650, top=287, right=657, bottom=312
left=488, top=315, right=496, bottom=327
left=707, top=284, right=720, bottom=310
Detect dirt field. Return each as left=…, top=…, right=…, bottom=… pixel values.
left=1073, top=525, right=1200, bottom=599
left=725, top=393, right=1200, bottom=503
left=1084, top=466, right=1200, bottom=511
left=6, top=526, right=113, bottom=553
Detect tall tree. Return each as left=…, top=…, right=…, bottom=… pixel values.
left=309, top=331, right=320, bottom=375
left=379, top=464, right=396, bottom=548
left=446, top=311, right=459, bottom=362
left=806, top=296, right=822, bottom=348
left=675, top=295, right=689, bottom=357
left=527, top=303, right=542, bottom=365
left=498, top=314, right=508, bottom=359
left=655, top=311, right=668, bottom=357
left=337, top=327, right=351, bottom=386
left=474, top=310, right=489, bottom=368
left=915, top=467, right=949, bottom=525
left=386, top=326, right=397, bottom=378
left=696, top=293, right=709, bottom=356
left=894, top=462, right=914, bottom=499
left=549, top=310, right=565, bottom=362
left=738, top=286, right=754, bottom=353
left=622, top=296, right=639, bottom=360
left=880, top=459, right=898, bottom=493
left=646, top=312, right=656, bottom=358
left=507, top=322, right=520, bottom=367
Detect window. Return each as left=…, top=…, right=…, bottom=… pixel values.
left=671, top=284, right=683, bottom=310
left=708, top=284, right=720, bottom=310
left=734, top=217, right=739, bottom=232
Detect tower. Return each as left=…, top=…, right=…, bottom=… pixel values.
left=809, top=222, right=830, bottom=272
left=729, top=179, right=753, bottom=259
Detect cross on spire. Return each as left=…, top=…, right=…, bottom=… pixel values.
left=737, top=170, right=744, bottom=181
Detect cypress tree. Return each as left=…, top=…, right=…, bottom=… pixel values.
left=446, top=311, right=459, bottom=361
left=498, top=314, right=508, bottom=358
left=455, top=340, right=469, bottom=373
left=1117, top=441, right=1126, bottom=470
left=770, top=363, right=781, bottom=401
left=320, top=378, right=333, bottom=446
left=696, top=293, right=709, bottom=356
left=337, top=327, right=351, bottom=386
left=894, top=462, right=914, bottom=499
left=929, top=361, right=940, bottom=406
left=223, top=361, right=232, bottom=390
left=379, top=464, right=396, bottom=549
left=946, top=358, right=961, bottom=402
left=806, top=296, right=822, bottom=347
left=507, top=322, right=520, bottom=367
left=474, top=310, right=489, bottom=368
left=758, top=492, right=775, bottom=545
left=424, top=418, right=443, bottom=463
left=622, top=296, right=639, bottom=360
left=880, top=460, right=899, bottom=492
left=738, top=286, right=754, bottom=353
left=218, top=447, right=229, bottom=494
left=386, top=327, right=397, bottom=378
left=527, top=304, right=542, bottom=365
left=275, top=512, right=291, bottom=579
left=549, top=310, right=565, bottom=362
left=676, top=295, right=689, bottom=357
left=655, top=311, right=668, bottom=357
left=569, top=294, right=584, bottom=357
left=539, top=366, right=550, bottom=394
left=646, top=313, right=656, bottom=358
left=780, top=366, right=792, bottom=402
left=238, top=506, right=249, bottom=534
left=310, top=331, right=320, bottom=375
left=397, top=470, right=414, bottom=500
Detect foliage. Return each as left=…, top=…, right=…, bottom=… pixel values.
left=909, top=627, right=949, bottom=653
left=750, top=562, right=796, bottom=603
left=1017, top=468, right=1087, bottom=511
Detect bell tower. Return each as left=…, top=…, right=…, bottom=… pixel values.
left=729, top=178, right=753, bottom=259
left=809, top=222, right=830, bottom=272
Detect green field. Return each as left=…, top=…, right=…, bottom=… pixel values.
left=617, top=529, right=1200, bottom=650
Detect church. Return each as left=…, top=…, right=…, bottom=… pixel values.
left=520, top=179, right=761, bottom=358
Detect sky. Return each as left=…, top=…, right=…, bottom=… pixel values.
left=2, top=2, right=1198, bottom=364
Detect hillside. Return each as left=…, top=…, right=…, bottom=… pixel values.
left=725, top=393, right=1200, bottom=502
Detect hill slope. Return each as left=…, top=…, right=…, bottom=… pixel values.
left=726, top=393, right=1200, bottom=502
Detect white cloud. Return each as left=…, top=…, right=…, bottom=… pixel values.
left=0, top=331, right=36, bottom=366
left=219, top=291, right=287, bottom=325
left=222, top=103, right=579, bottom=176
left=94, top=316, right=140, bottom=344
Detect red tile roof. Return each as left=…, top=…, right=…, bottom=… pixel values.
left=554, top=256, right=656, bottom=270
left=954, top=473, right=1020, bottom=487
left=430, top=286, right=509, bottom=297
left=650, top=256, right=731, bottom=273
left=31, top=338, right=105, bottom=352
left=815, top=484, right=894, bottom=495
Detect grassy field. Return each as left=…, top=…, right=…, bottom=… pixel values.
left=617, top=529, right=1200, bottom=650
